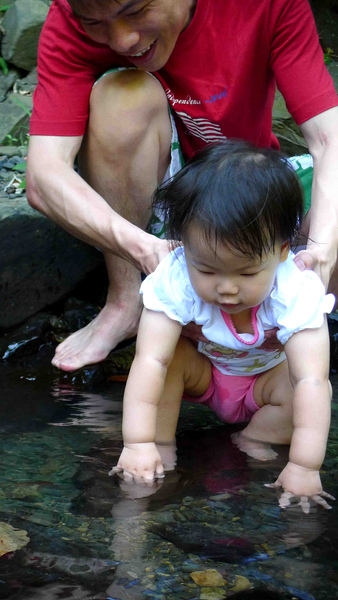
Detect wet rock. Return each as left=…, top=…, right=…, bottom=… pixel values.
left=200, top=588, right=227, bottom=600
left=1, top=0, right=49, bottom=71
left=0, top=69, right=20, bottom=103
left=0, top=145, right=27, bottom=157
left=0, top=198, right=103, bottom=329
left=56, top=363, right=109, bottom=387
left=0, top=92, right=32, bottom=145
left=0, top=312, right=52, bottom=361
left=230, top=575, right=252, bottom=593
left=0, top=521, right=30, bottom=556
left=50, top=299, right=100, bottom=342
left=190, top=569, right=226, bottom=587
left=14, top=67, right=38, bottom=96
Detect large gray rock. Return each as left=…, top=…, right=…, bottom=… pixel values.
left=0, top=198, right=104, bottom=329
left=0, top=69, right=20, bottom=103
left=1, top=0, right=49, bottom=71
left=0, top=92, right=32, bottom=145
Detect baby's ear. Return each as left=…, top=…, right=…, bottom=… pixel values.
left=279, top=242, right=290, bottom=263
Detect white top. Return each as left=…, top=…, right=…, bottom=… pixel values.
left=140, top=247, right=335, bottom=376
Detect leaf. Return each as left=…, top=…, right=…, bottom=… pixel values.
left=0, top=57, right=8, bottom=76
left=0, top=522, right=30, bottom=557
left=18, top=178, right=26, bottom=189
left=12, top=162, right=27, bottom=172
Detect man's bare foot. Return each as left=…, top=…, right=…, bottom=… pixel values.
left=231, top=431, right=278, bottom=461
left=51, top=300, right=141, bottom=372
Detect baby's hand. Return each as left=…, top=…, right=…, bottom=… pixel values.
left=265, top=461, right=335, bottom=513
left=109, top=442, right=165, bottom=483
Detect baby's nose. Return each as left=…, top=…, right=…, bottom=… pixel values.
left=216, top=278, right=238, bottom=295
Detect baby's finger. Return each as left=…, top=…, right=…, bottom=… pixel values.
left=108, top=465, right=123, bottom=476
left=299, top=496, right=311, bottom=514
left=312, top=495, right=332, bottom=510
left=320, top=491, right=335, bottom=501
left=278, top=491, right=294, bottom=508
left=122, top=470, right=135, bottom=482
left=155, top=466, right=165, bottom=479
left=264, top=482, right=281, bottom=489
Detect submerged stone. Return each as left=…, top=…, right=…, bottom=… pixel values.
left=190, top=569, right=226, bottom=587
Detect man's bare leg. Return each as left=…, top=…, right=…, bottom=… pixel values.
left=52, top=70, right=172, bottom=371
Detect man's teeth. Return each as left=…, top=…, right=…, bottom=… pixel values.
left=131, top=44, right=152, bottom=57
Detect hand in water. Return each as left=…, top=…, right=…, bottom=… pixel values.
left=109, top=442, right=164, bottom=483
left=265, top=461, right=335, bottom=513
left=109, top=442, right=177, bottom=482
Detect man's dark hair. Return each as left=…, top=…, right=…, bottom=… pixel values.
left=153, top=140, right=304, bottom=259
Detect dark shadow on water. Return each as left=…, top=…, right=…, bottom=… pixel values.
left=0, top=355, right=338, bottom=599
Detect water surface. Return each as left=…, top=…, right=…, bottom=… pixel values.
left=1, top=350, right=338, bottom=600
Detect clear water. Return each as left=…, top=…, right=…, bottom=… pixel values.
left=1, top=348, right=338, bottom=600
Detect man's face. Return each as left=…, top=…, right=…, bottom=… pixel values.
left=68, top=0, right=197, bottom=71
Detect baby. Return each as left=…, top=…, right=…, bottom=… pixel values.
left=112, top=140, right=335, bottom=512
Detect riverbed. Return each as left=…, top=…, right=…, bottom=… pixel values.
left=0, top=343, right=338, bottom=600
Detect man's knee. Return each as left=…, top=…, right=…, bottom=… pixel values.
left=88, top=69, right=170, bottom=149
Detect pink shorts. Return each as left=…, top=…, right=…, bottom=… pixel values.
left=183, top=365, right=260, bottom=423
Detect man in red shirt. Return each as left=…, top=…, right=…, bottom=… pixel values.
left=26, top=0, right=338, bottom=371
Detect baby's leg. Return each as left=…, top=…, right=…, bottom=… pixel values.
left=233, top=360, right=294, bottom=460
left=155, top=337, right=212, bottom=446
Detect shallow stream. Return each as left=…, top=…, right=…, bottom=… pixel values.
left=1, top=346, right=338, bottom=600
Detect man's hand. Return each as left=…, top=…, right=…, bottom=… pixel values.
left=293, top=247, right=334, bottom=290
left=109, top=442, right=165, bottom=483
left=132, top=236, right=174, bottom=275
left=265, top=461, right=335, bottom=513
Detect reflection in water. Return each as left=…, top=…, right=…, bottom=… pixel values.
left=0, top=364, right=337, bottom=599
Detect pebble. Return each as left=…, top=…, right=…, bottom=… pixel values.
left=190, top=569, right=226, bottom=587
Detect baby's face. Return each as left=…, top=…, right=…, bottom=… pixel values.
left=183, top=226, right=289, bottom=314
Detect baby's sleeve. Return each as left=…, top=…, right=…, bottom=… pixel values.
left=140, top=249, right=195, bottom=326
left=269, top=258, right=335, bottom=346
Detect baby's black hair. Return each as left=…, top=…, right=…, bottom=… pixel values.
left=153, top=140, right=304, bottom=259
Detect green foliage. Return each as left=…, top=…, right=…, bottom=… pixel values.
left=324, top=47, right=334, bottom=65
left=5, top=132, right=30, bottom=147
left=12, top=162, right=27, bottom=173
left=4, top=134, right=18, bottom=146
left=0, top=57, right=8, bottom=76
left=17, top=179, right=26, bottom=190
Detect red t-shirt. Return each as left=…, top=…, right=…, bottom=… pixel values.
left=30, top=0, right=338, bottom=158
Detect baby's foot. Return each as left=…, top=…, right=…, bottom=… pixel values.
left=231, top=431, right=278, bottom=461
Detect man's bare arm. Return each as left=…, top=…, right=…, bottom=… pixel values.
left=296, top=106, right=338, bottom=288
left=26, top=135, right=170, bottom=274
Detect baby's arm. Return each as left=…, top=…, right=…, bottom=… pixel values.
left=112, top=307, right=182, bottom=481
left=271, top=321, right=334, bottom=509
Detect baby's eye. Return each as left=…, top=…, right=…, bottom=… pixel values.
left=241, top=272, right=258, bottom=277
left=198, top=269, right=215, bottom=275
